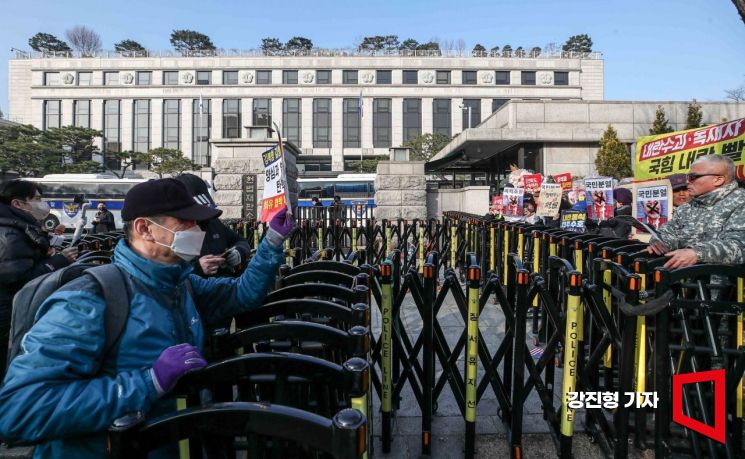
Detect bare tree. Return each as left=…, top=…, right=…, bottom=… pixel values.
left=726, top=85, right=745, bottom=101
left=456, top=39, right=466, bottom=53
left=543, top=42, right=560, bottom=55
left=65, top=26, right=102, bottom=56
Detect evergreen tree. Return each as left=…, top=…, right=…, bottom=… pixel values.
left=595, top=124, right=632, bottom=179
left=115, top=39, right=146, bottom=56
left=472, top=44, right=486, bottom=56
left=529, top=46, right=541, bottom=57
left=649, top=105, right=674, bottom=135
left=260, top=37, right=284, bottom=55
left=562, top=34, right=593, bottom=53
left=286, top=36, right=313, bottom=53
left=404, top=133, right=452, bottom=161
left=514, top=46, right=526, bottom=57
left=686, top=99, right=704, bottom=129
left=501, top=45, right=513, bottom=57
left=170, top=29, right=215, bottom=56
left=489, top=46, right=500, bottom=57
left=28, top=33, right=71, bottom=54
left=399, top=38, right=419, bottom=50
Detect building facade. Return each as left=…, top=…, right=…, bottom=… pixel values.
left=7, top=50, right=604, bottom=173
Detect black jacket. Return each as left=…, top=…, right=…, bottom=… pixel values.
left=0, top=203, right=69, bottom=371
left=192, top=218, right=252, bottom=277
left=596, top=205, right=632, bottom=239
left=92, top=209, right=116, bottom=233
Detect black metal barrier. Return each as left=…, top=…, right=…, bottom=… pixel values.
left=95, top=212, right=745, bottom=458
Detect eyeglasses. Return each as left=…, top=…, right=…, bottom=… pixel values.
left=687, top=173, right=722, bottom=182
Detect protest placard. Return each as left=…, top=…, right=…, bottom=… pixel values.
left=553, top=172, right=573, bottom=191
left=524, top=174, right=543, bottom=194
left=503, top=188, right=524, bottom=219
left=260, top=143, right=287, bottom=222
left=537, top=183, right=562, bottom=217
left=490, top=195, right=503, bottom=217
left=584, top=177, right=614, bottom=221
left=560, top=210, right=586, bottom=233
left=632, top=179, right=672, bottom=232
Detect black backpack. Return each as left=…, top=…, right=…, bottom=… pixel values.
left=6, top=263, right=131, bottom=371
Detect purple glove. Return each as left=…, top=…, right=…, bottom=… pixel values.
left=266, top=207, right=295, bottom=247
left=150, top=343, right=207, bottom=397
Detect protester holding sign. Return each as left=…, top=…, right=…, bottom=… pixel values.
left=649, top=155, right=745, bottom=268
left=503, top=187, right=524, bottom=221
left=584, top=178, right=614, bottom=221
left=596, top=188, right=633, bottom=239
left=537, top=183, right=562, bottom=218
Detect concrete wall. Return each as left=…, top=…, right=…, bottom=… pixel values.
left=374, top=161, right=427, bottom=220
left=427, top=186, right=490, bottom=218
left=542, top=142, right=599, bottom=177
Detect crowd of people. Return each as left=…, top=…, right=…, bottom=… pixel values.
left=492, top=155, right=744, bottom=270
left=0, top=175, right=293, bottom=458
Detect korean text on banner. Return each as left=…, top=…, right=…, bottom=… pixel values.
left=634, top=118, right=745, bottom=180
left=524, top=174, right=543, bottom=194
left=560, top=211, right=586, bottom=233
left=632, top=179, right=672, bottom=232
left=537, top=184, right=562, bottom=217
left=584, top=177, right=614, bottom=221
left=260, top=144, right=286, bottom=222
left=503, top=188, right=525, bottom=219
left=554, top=173, right=573, bottom=191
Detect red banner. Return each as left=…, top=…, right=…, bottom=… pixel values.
left=553, top=173, right=573, bottom=191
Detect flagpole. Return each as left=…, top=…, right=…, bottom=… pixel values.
left=198, top=94, right=203, bottom=166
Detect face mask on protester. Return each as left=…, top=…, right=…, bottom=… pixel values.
left=147, top=219, right=205, bottom=262
left=22, top=199, right=51, bottom=221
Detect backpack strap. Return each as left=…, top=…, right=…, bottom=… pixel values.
left=85, top=264, right=131, bottom=368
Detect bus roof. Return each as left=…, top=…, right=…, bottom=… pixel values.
left=298, top=174, right=376, bottom=182
left=25, top=174, right=145, bottom=182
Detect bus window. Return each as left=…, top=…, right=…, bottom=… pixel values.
left=37, top=182, right=99, bottom=198
left=368, top=182, right=375, bottom=194
left=335, top=182, right=368, bottom=196
left=97, top=182, right=138, bottom=198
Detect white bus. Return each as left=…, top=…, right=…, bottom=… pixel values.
left=297, top=173, right=376, bottom=221
left=24, top=174, right=145, bottom=232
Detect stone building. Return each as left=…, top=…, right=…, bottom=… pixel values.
left=7, top=49, right=604, bottom=173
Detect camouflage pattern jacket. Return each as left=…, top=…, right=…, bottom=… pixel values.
left=657, top=181, right=745, bottom=264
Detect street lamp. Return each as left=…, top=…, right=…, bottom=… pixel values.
left=459, top=103, right=472, bottom=129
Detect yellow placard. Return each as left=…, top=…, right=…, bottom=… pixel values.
left=634, top=118, right=745, bottom=180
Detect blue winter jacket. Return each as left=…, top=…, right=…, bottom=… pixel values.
left=0, top=237, right=284, bottom=458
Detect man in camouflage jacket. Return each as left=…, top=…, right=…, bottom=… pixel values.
left=649, top=155, right=745, bottom=269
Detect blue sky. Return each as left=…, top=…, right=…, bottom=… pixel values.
left=1, top=0, right=744, bottom=117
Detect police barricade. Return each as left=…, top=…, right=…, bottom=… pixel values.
left=107, top=403, right=366, bottom=459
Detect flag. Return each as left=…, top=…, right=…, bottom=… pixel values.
left=358, top=92, right=363, bottom=118
left=198, top=94, right=204, bottom=116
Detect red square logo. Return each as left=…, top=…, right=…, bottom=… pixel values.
left=672, top=369, right=725, bottom=444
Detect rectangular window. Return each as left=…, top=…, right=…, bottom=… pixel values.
left=343, top=98, right=360, bottom=147
left=163, top=71, right=179, bottom=85
left=343, top=70, right=358, bottom=84
left=77, top=72, right=92, bottom=86
left=492, top=98, right=509, bottom=112
left=256, top=70, right=272, bottom=84
left=376, top=70, right=392, bottom=84
left=133, top=100, right=150, bottom=153
left=43, top=100, right=61, bottom=130
left=192, top=99, right=211, bottom=166
left=373, top=98, right=392, bottom=148
left=495, top=71, right=510, bottom=85
left=44, top=72, right=60, bottom=86
left=433, top=99, right=451, bottom=136
left=462, top=71, right=477, bottom=84
left=253, top=98, right=271, bottom=126
left=313, top=98, right=331, bottom=148
left=282, top=70, right=298, bottom=84
left=521, top=71, right=536, bottom=85
left=554, top=71, right=569, bottom=86
left=196, top=71, right=211, bottom=85
left=73, top=100, right=91, bottom=129
left=461, top=99, right=481, bottom=129
left=402, top=70, right=418, bottom=84
left=136, top=71, right=151, bottom=85
left=223, top=70, right=238, bottom=85
left=436, top=70, right=451, bottom=84
left=283, top=98, right=301, bottom=146
left=163, top=99, right=180, bottom=149
left=103, top=100, right=121, bottom=169
left=403, top=98, right=421, bottom=143
left=104, top=72, right=119, bottom=85
left=222, top=99, right=241, bottom=138
left=316, top=70, right=331, bottom=84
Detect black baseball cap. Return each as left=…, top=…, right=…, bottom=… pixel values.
left=121, top=178, right=222, bottom=222
left=668, top=173, right=688, bottom=191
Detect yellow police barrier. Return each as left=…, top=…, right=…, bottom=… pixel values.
left=560, top=272, right=582, bottom=445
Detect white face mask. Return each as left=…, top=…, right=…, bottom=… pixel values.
left=147, top=219, right=205, bottom=262
left=21, top=199, right=50, bottom=221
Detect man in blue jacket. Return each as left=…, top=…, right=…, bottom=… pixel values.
left=0, top=178, right=292, bottom=458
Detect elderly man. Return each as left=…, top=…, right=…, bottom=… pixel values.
left=648, top=155, right=745, bottom=269
left=0, top=178, right=293, bottom=458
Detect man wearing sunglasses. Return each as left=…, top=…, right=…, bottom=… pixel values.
left=648, top=155, right=745, bottom=269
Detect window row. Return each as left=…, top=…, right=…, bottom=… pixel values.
left=43, top=98, right=516, bottom=153
left=43, top=70, right=570, bottom=86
